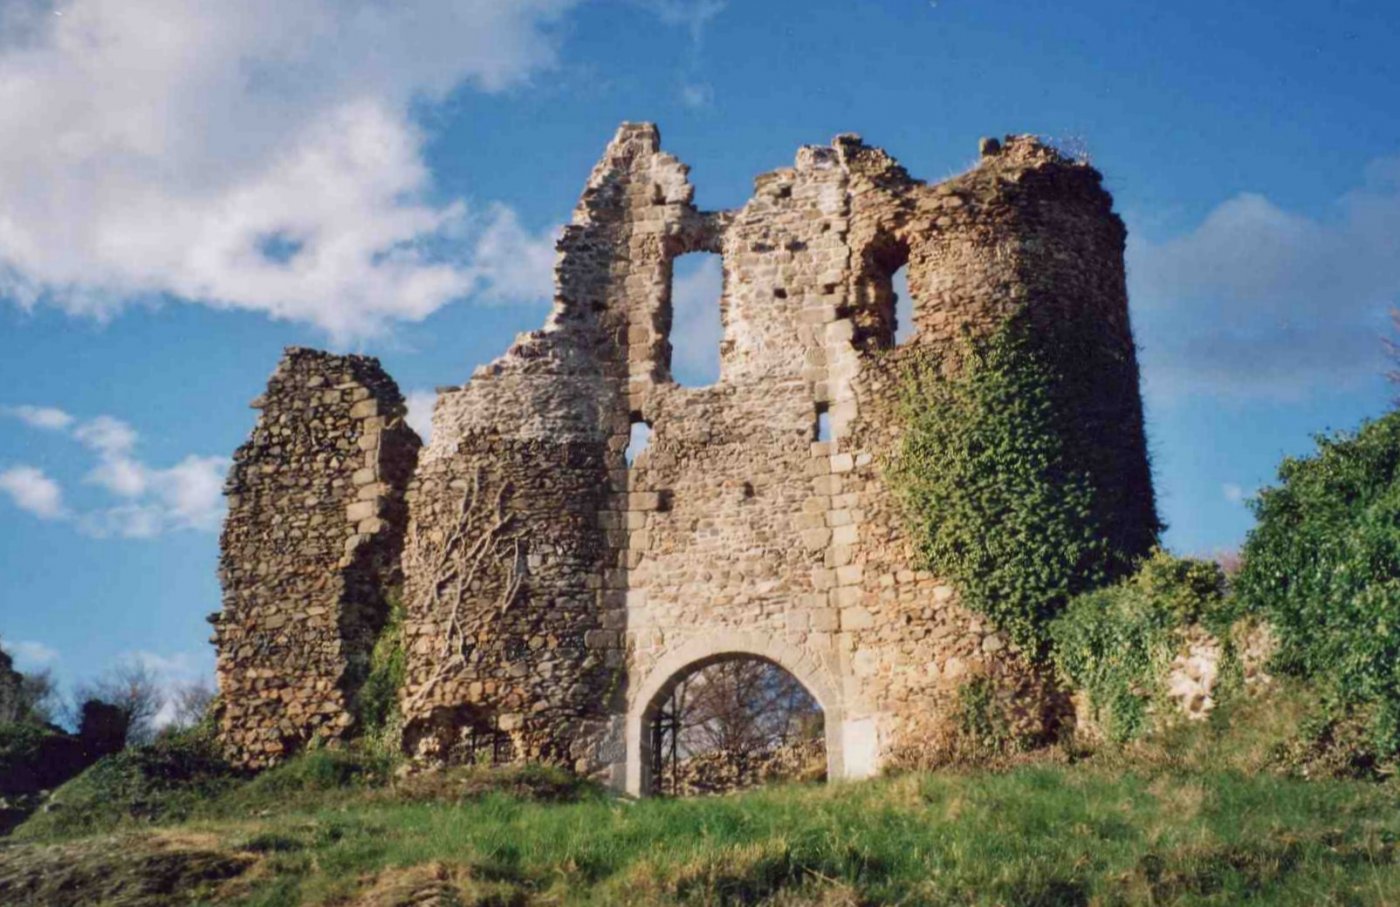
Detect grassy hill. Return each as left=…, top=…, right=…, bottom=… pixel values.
left=4, top=692, right=1400, bottom=906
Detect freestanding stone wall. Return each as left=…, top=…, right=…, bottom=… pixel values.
left=215, top=124, right=1157, bottom=786
left=213, top=348, right=419, bottom=768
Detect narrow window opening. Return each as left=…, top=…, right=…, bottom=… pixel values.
left=893, top=264, right=914, bottom=345
left=853, top=236, right=912, bottom=350
left=669, top=252, right=723, bottom=387
left=626, top=417, right=652, bottom=466
left=815, top=406, right=832, bottom=443
left=647, top=657, right=825, bottom=797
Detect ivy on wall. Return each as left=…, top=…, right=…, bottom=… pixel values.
left=889, top=316, right=1155, bottom=655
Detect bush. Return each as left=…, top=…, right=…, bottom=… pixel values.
left=1052, top=550, right=1229, bottom=743
left=353, top=594, right=406, bottom=742
left=1234, top=410, right=1400, bottom=756
left=890, top=317, right=1158, bottom=654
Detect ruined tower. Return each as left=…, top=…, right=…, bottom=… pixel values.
left=215, top=125, right=1157, bottom=788
left=213, top=350, right=419, bottom=767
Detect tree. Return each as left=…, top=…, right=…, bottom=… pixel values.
left=169, top=677, right=216, bottom=730
left=75, top=659, right=163, bottom=747
left=18, top=668, right=61, bottom=725
left=668, top=660, right=821, bottom=757
left=1388, top=307, right=1400, bottom=396
left=1234, top=410, right=1400, bottom=755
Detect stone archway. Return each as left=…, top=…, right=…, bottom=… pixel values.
left=623, top=631, right=874, bottom=796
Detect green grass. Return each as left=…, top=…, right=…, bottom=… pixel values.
left=10, top=690, right=1400, bottom=905
left=154, top=765, right=1398, bottom=905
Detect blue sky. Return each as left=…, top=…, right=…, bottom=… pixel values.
left=1, top=0, right=1397, bottom=711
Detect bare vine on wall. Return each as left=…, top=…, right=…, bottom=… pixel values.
left=405, top=468, right=526, bottom=712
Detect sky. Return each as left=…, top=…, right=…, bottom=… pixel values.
left=0, top=0, right=1397, bottom=714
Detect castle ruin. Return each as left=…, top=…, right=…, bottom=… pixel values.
left=213, top=124, right=1156, bottom=793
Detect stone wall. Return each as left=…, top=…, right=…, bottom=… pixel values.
left=214, top=348, right=419, bottom=768
left=216, top=124, right=1158, bottom=785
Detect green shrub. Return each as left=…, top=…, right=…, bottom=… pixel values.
left=1234, top=410, right=1400, bottom=755
left=1052, top=550, right=1229, bottom=743
left=889, top=317, right=1158, bottom=654
left=353, top=593, right=406, bottom=741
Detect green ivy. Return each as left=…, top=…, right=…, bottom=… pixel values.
left=1050, top=550, right=1228, bottom=743
left=889, top=316, right=1156, bottom=655
left=353, top=591, right=407, bottom=744
left=1233, top=410, right=1400, bottom=756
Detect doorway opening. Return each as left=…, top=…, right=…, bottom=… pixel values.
left=645, top=656, right=825, bottom=796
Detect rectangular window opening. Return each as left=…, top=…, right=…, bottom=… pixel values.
left=626, top=418, right=652, bottom=466
left=815, top=405, right=832, bottom=443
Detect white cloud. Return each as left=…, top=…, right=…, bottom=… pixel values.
left=638, top=0, right=727, bottom=45
left=0, top=0, right=578, bottom=339
left=1129, top=155, right=1400, bottom=402
left=0, top=465, right=67, bottom=520
left=5, top=404, right=74, bottom=431
left=634, top=0, right=725, bottom=107
left=680, top=82, right=714, bottom=109
left=5, top=406, right=227, bottom=537
left=7, top=639, right=59, bottom=669
left=405, top=389, right=438, bottom=443
left=671, top=254, right=724, bottom=385
left=1222, top=483, right=1246, bottom=504
left=80, top=455, right=228, bottom=538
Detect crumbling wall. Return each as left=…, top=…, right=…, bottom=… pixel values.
left=217, top=124, right=1157, bottom=788
left=214, top=348, right=419, bottom=768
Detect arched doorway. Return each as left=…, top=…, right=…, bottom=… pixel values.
left=623, top=632, right=861, bottom=796
left=645, top=655, right=824, bottom=796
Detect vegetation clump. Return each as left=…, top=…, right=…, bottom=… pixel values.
left=890, top=316, right=1157, bottom=654
left=12, top=724, right=237, bottom=841
left=1051, top=550, right=1230, bottom=742
left=1234, top=410, right=1400, bottom=758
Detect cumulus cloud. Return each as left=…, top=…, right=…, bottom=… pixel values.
left=671, top=254, right=723, bottom=385
left=3, top=405, right=227, bottom=537
left=0, top=0, right=576, bottom=339
left=1129, top=155, right=1400, bottom=402
left=5, top=404, right=74, bottom=431
left=404, top=389, right=438, bottom=444
left=0, top=465, right=67, bottom=520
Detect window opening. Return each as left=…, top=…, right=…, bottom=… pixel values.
left=815, top=405, right=832, bottom=443
left=893, top=264, right=914, bottom=345
left=669, top=253, right=723, bottom=387
left=626, top=418, right=652, bottom=466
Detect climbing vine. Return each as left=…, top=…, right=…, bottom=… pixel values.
left=404, top=469, right=526, bottom=715
left=889, top=315, right=1155, bottom=655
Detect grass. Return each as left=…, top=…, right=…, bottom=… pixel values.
left=10, top=760, right=1400, bottom=905
left=7, top=689, right=1400, bottom=905
left=174, top=766, right=1400, bottom=905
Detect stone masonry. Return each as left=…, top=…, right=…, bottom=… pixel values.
left=215, top=124, right=1157, bottom=789
left=214, top=349, right=419, bottom=768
